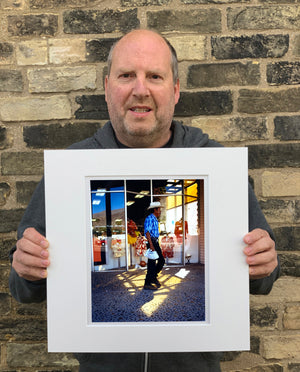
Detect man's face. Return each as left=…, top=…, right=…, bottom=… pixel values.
left=105, top=30, right=180, bottom=148
left=154, top=207, right=161, bottom=218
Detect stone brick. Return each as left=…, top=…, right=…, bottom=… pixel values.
left=0, top=0, right=25, bottom=9
left=295, top=35, right=300, bottom=57
left=23, top=122, right=103, bottom=148
left=0, top=209, right=25, bottom=233
left=30, top=0, right=87, bottom=8
left=0, top=237, right=16, bottom=261
left=28, top=66, right=97, bottom=93
left=86, top=38, right=119, bottom=63
left=167, top=35, right=206, bottom=61
left=16, top=181, right=39, bottom=204
left=175, top=91, right=233, bottom=116
left=274, top=116, right=300, bottom=140
left=228, top=364, right=283, bottom=372
left=211, top=34, right=288, bottom=60
left=0, top=42, right=14, bottom=65
left=250, top=306, right=278, bottom=328
left=227, top=6, right=300, bottom=31
left=63, top=9, right=139, bottom=34
left=0, top=126, right=8, bottom=149
left=267, top=62, right=300, bottom=85
left=122, top=0, right=169, bottom=5
left=7, top=343, right=78, bottom=368
left=288, top=363, right=300, bottom=372
left=1, top=152, right=44, bottom=175
left=261, top=170, right=300, bottom=197
left=0, top=320, right=46, bottom=342
left=188, top=62, right=260, bottom=88
left=191, top=117, right=268, bottom=142
left=49, top=38, right=86, bottom=64
left=278, top=253, right=300, bottom=277
left=75, top=95, right=109, bottom=120
left=283, top=305, right=300, bottom=329
left=8, top=14, right=58, bottom=37
left=0, top=182, right=11, bottom=206
left=259, top=199, right=296, bottom=224
left=273, top=226, right=299, bottom=251
left=238, top=88, right=300, bottom=114
left=0, top=96, right=72, bottom=122
left=147, top=9, right=222, bottom=33
left=248, top=144, right=300, bottom=168
left=16, top=301, right=46, bottom=316
left=16, top=40, right=47, bottom=66
left=0, top=293, right=11, bottom=316
left=261, top=334, right=300, bottom=359
left=0, top=70, right=23, bottom=92
left=0, top=266, right=9, bottom=289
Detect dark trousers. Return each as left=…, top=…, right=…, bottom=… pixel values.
left=145, top=238, right=165, bottom=285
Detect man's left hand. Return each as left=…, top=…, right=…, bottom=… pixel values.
left=243, top=228, right=278, bottom=280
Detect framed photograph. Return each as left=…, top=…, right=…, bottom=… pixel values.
left=45, top=148, right=249, bottom=352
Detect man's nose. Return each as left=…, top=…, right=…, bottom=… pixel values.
left=132, top=77, right=149, bottom=97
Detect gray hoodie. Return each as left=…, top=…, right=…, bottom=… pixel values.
left=9, top=121, right=280, bottom=372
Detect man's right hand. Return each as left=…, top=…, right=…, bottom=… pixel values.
left=12, top=227, right=50, bottom=281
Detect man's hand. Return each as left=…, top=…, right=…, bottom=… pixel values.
left=12, top=227, right=50, bottom=281
left=243, top=228, right=278, bottom=280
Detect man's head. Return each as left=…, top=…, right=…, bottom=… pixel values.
left=105, top=29, right=180, bottom=148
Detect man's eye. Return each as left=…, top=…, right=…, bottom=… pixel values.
left=119, top=73, right=131, bottom=79
left=151, top=75, right=161, bottom=80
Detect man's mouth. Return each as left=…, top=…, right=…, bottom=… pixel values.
left=130, top=107, right=151, bottom=113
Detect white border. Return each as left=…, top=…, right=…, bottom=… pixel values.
left=45, top=148, right=249, bottom=352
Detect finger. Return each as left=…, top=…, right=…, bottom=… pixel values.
left=249, top=259, right=278, bottom=279
left=12, top=250, right=49, bottom=281
left=23, top=227, right=49, bottom=249
left=244, top=236, right=275, bottom=257
left=244, top=228, right=269, bottom=245
left=246, top=249, right=275, bottom=267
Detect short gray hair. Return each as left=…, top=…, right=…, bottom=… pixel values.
left=107, top=32, right=179, bottom=84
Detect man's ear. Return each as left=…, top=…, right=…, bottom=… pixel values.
left=104, top=75, right=108, bottom=102
left=174, top=78, right=180, bottom=105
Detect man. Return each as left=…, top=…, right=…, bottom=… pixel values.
left=9, top=29, right=279, bottom=371
left=144, top=201, right=165, bottom=290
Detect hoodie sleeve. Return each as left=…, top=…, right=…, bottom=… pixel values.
left=248, top=184, right=280, bottom=294
left=9, top=178, right=47, bottom=303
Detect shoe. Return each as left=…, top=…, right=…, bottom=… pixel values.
left=152, top=279, right=161, bottom=288
left=143, top=284, right=157, bottom=290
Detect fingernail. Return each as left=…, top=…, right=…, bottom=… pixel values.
left=42, top=259, right=49, bottom=267
left=41, top=250, right=48, bottom=258
left=41, top=270, right=47, bottom=278
left=41, top=239, right=49, bottom=248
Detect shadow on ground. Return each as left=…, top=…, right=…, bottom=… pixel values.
left=91, top=264, right=205, bottom=322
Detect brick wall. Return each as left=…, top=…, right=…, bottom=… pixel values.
left=0, top=0, right=299, bottom=371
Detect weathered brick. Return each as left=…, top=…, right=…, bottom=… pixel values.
left=238, top=88, right=300, bottom=114
left=211, top=34, right=288, bottom=60
left=86, top=38, right=118, bottom=63
left=8, top=14, right=58, bottom=37
left=16, top=40, right=47, bottom=66
left=16, top=301, right=46, bottom=316
left=188, top=62, right=260, bottom=88
left=273, top=226, right=300, bottom=251
left=0, top=266, right=9, bottom=289
left=261, top=170, right=300, bottom=197
left=0, top=70, right=23, bottom=92
left=0, top=96, right=72, bottom=122
left=259, top=199, right=296, bottom=224
left=0, top=293, right=11, bottom=316
left=0, top=319, right=46, bottom=342
left=288, top=363, right=300, bottom=372
left=30, top=0, right=88, bottom=8
left=23, top=122, right=103, bottom=148
left=1, top=152, right=44, bottom=175
left=0, top=237, right=16, bottom=261
left=250, top=306, right=278, bottom=329
left=227, top=6, right=300, bottom=31
left=0, top=126, right=7, bottom=149
left=49, top=38, right=86, bottom=64
left=191, top=117, right=268, bottom=142
left=0, top=182, right=11, bottom=206
left=227, top=365, right=283, bottom=372
left=283, top=305, right=300, bottom=329
left=7, top=343, right=78, bottom=368
left=0, top=0, right=25, bottom=9
left=278, top=253, right=300, bottom=277
left=167, top=35, right=206, bottom=61
left=295, top=35, right=300, bottom=57
left=0, top=42, right=14, bottom=65
left=274, top=116, right=300, bottom=140
left=249, top=144, right=300, bottom=168
left=147, top=9, right=222, bottom=33
left=261, top=334, right=300, bottom=359
left=122, top=0, right=170, bottom=5
left=75, top=95, right=109, bottom=120
left=0, top=209, right=25, bottom=233
left=175, top=91, right=233, bottom=116
left=16, top=181, right=39, bottom=204
left=63, top=9, right=139, bottom=34
left=267, top=62, right=300, bottom=85
left=28, top=66, right=97, bottom=93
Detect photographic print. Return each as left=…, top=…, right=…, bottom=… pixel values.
left=45, top=148, right=249, bottom=353
left=90, top=178, right=206, bottom=323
